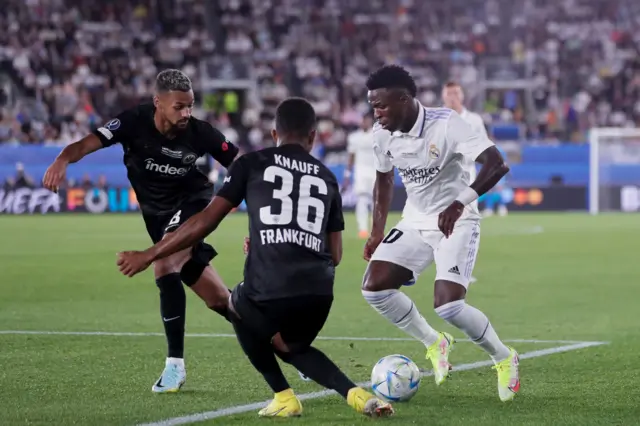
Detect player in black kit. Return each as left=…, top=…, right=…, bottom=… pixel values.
left=116, top=98, right=394, bottom=418
left=42, top=69, right=239, bottom=393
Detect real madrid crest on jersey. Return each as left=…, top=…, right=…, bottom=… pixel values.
left=429, top=144, right=440, bottom=159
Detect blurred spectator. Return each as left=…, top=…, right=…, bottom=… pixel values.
left=11, top=162, right=35, bottom=189
left=0, top=0, right=638, bottom=150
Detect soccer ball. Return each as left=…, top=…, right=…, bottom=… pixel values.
left=371, top=354, right=421, bottom=402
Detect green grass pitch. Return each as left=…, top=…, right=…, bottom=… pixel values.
left=1, top=212, right=638, bottom=425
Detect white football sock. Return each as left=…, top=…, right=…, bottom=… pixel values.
left=435, top=300, right=510, bottom=362
left=362, top=289, right=439, bottom=346
left=167, top=357, right=185, bottom=368
left=355, top=195, right=370, bottom=233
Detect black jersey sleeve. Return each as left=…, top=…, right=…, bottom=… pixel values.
left=215, top=155, right=249, bottom=207
left=200, top=123, right=239, bottom=168
left=327, top=183, right=345, bottom=233
left=92, top=108, right=139, bottom=148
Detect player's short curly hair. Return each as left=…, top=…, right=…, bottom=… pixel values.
left=155, top=69, right=192, bottom=93
left=366, top=65, right=417, bottom=98
left=275, top=97, right=317, bottom=136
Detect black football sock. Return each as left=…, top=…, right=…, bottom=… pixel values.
left=156, top=273, right=186, bottom=359
left=278, top=346, right=356, bottom=398
left=232, top=321, right=290, bottom=393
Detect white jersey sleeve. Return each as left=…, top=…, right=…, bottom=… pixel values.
left=447, top=111, right=494, bottom=161
left=372, top=124, right=393, bottom=173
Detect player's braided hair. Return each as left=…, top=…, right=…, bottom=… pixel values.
left=366, top=65, right=417, bottom=98
left=275, top=97, right=317, bottom=136
left=155, top=69, right=192, bottom=93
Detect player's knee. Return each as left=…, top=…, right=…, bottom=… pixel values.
left=271, top=333, right=290, bottom=354
left=155, top=272, right=182, bottom=292
left=180, top=258, right=206, bottom=287
left=433, top=279, right=466, bottom=309
left=361, top=270, right=385, bottom=292
left=204, top=297, right=227, bottom=312
left=153, top=257, right=181, bottom=277
left=361, top=261, right=408, bottom=292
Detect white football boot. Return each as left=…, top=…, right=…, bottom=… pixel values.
left=152, top=358, right=186, bottom=393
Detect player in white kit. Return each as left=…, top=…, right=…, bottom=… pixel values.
left=360, top=65, right=520, bottom=402
left=343, top=113, right=376, bottom=238
left=442, top=81, right=487, bottom=284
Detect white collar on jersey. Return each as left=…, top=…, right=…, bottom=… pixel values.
left=393, top=100, right=426, bottom=138
left=460, top=108, right=469, bottom=118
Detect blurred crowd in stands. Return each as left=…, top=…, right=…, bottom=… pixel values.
left=1, top=0, right=639, bottom=153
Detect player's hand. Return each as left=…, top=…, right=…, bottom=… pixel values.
left=363, top=232, right=384, bottom=261
left=117, top=250, right=153, bottom=277
left=42, top=159, right=68, bottom=193
left=438, top=201, right=464, bottom=238
left=243, top=237, right=249, bottom=255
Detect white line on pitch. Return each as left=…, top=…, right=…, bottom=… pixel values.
left=136, top=341, right=607, bottom=426
left=0, top=330, right=593, bottom=344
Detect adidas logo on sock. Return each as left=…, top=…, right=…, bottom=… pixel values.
left=448, top=266, right=460, bottom=275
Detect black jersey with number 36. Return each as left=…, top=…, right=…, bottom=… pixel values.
left=92, top=104, right=238, bottom=215
left=216, top=144, right=345, bottom=301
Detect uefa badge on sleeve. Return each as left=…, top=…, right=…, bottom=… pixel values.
left=105, top=119, right=121, bottom=131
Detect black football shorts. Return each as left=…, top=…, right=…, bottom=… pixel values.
left=143, top=199, right=217, bottom=264
left=230, top=282, right=333, bottom=351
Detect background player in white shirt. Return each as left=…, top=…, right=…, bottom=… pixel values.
left=442, top=81, right=509, bottom=217
left=361, top=65, right=520, bottom=402
left=442, top=81, right=487, bottom=284
left=343, top=113, right=375, bottom=238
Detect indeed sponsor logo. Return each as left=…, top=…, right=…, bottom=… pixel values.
left=144, top=158, right=189, bottom=176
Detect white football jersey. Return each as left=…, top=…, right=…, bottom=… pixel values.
left=347, top=129, right=376, bottom=178
left=372, top=104, right=494, bottom=229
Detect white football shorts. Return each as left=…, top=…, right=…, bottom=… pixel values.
left=369, top=219, right=481, bottom=288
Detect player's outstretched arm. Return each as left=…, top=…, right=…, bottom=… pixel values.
left=364, top=170, right=394, bottom=260
left=42, top=134, right=103, bottom=192
left=56, top=134, right=104, bottom=164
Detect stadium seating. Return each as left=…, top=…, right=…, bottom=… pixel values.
left=1, top=0, right=640, bottom=189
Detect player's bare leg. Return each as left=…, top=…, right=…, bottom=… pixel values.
left=188, top=265, right=231, bottom=317
left=433, top=280, right=520, bottom=401
left=361, top=261, right=453, bottom=385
